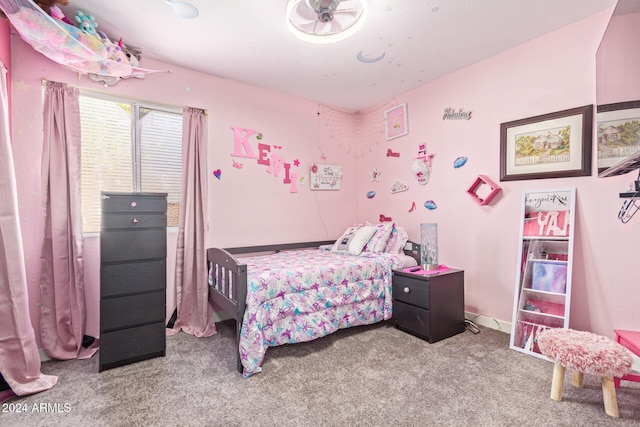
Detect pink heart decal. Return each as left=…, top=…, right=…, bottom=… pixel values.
left=213, top=169, right=221, bottom=179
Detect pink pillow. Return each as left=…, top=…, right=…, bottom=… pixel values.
left=363, top=222, right=394, bottom=253
left=384, top=225, right=409, bottom=254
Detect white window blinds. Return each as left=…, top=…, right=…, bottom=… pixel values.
left=79, top=94, right=182, bottom=233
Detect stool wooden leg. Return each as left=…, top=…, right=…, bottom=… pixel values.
left=550, top=363, right=565, bottom=401
left=602, top=376, right=619, bottom=417
left=572, top=371, right=584, bottom=387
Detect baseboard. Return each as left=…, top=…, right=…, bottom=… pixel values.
left=465, top=311, right=510, bottom=334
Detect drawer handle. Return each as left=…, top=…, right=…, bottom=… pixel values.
left=131, top=202, right=137, bottom=207
left=132, top=218, right=139, bottom=224
left=403, top=287, right=410, bottom=294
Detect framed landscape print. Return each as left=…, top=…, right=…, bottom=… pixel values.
left=596, top=100, right=640, bottom=174
left=500, top=105, right=593, bottom=181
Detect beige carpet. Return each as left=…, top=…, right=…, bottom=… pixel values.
left=2, top=320, right=639, bottom=426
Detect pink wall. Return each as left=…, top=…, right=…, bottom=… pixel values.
left=357, top=7, right=638, bottom=338
left=596, top=11, right=640, bottom=103
left=7, top=6, right=637, bottom=349
left=8, top=35, right=358, bottom=342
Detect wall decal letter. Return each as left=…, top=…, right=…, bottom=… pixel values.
left=257, top=143, right=271, bottom=166
left=270, top=153, right=285, bottom=177
left=289, top=172, right=298, bottom=193
left=283, top=162, right=292, bottom=183
left=231, top=126, right=258, bottom=159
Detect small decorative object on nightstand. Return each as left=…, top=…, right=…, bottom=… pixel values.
left=419, top=223, right=438, bottom=271
left=392, top=267, right=465, bottom=343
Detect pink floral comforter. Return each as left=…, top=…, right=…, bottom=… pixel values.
left=237, top=249, right=404, bottom=377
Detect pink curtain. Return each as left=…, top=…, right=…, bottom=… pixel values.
left=0, top=62, right=57, bottom=399
left=169, top=107, right=216, bottom=337
left=39, top=81, right=97, bottom=360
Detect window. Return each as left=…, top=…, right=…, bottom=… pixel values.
left=79, top=94, right=182, bottom=233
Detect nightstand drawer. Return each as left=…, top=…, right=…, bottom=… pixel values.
left=392, top=275, right=430, bottom=309
left=393, top=300, right=430, bottom=341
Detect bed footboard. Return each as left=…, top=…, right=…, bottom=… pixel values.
left=207, top=240, right=334, bottom=373
left=207, top=248, right=247, bottom=373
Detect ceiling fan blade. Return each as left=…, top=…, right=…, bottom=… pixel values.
left=333, top=11, right=361, bottom=32
left=333, top=11, right=358, bottom=26
left=299, top=20, right=320, bottom=33
left=333, top=9, right=358, bottom=18
left=328, top=20, right=344, bottom=34
left=294, top=0, right=320, bottom=21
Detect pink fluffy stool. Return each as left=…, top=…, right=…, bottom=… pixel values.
left=537, top=328, right=634, bottom=417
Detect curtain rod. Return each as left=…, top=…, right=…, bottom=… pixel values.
left=39, top=77, right=206, bottom=114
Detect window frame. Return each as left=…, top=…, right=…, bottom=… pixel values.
left=78, top=90, right=183, bottom=235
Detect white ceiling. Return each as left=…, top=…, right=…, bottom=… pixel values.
left=58, top=0, right=617, bottom=111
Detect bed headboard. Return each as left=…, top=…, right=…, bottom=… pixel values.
left=403, top=241, right=421, bottom=264
left=223, top=240, right=335, bottom=255
left=222, top=239, right=421, bottom=261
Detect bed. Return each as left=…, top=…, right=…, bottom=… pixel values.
left=207, top=223, right=420, bottom=377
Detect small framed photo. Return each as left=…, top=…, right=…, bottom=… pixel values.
left=384, top=103, right=408, bottom=140
left=500, top=105, right=593, bottom=181
left=310, top=164, right=342, bottom=190
left=596, top=100, right=640, bottom=174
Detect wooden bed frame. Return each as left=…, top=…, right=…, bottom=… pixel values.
left=207, top=241, right=334, bottom=372
left=207, top=240, right=420, bottom=373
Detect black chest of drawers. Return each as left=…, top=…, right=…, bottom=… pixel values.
left=99, top=192, right=167, bottom=372
left=392, top=269, right=465, bottom=343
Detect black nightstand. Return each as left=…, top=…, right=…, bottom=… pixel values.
left=392, top=268, right=465, bottom=343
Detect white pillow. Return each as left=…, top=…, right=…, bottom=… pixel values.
left=332, top=225, right=377, bottom=255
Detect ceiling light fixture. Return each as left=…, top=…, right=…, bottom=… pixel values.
left=166, top=0, right=199, bottom=19
left=286, top=0, right=367, bottom=44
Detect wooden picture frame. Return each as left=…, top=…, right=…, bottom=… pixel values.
left=384, top=103, right=408, bottom=140
left=500, top=105, right=593, bottom=181
left=596, top=100, right=640, bottom=174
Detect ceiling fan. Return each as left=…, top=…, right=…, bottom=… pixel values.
left=287, top=0, right=365, bottom=39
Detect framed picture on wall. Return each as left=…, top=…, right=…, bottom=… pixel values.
left=499, top=105, right=593, bottom=181
left=596, top=100, right=640, bottom=174
left=384, top=103, right=408, bottom=140
left=310, top=164, right=342, bottom=190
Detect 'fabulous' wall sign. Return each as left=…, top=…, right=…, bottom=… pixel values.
left=443, top=108, right=472, bottom=120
